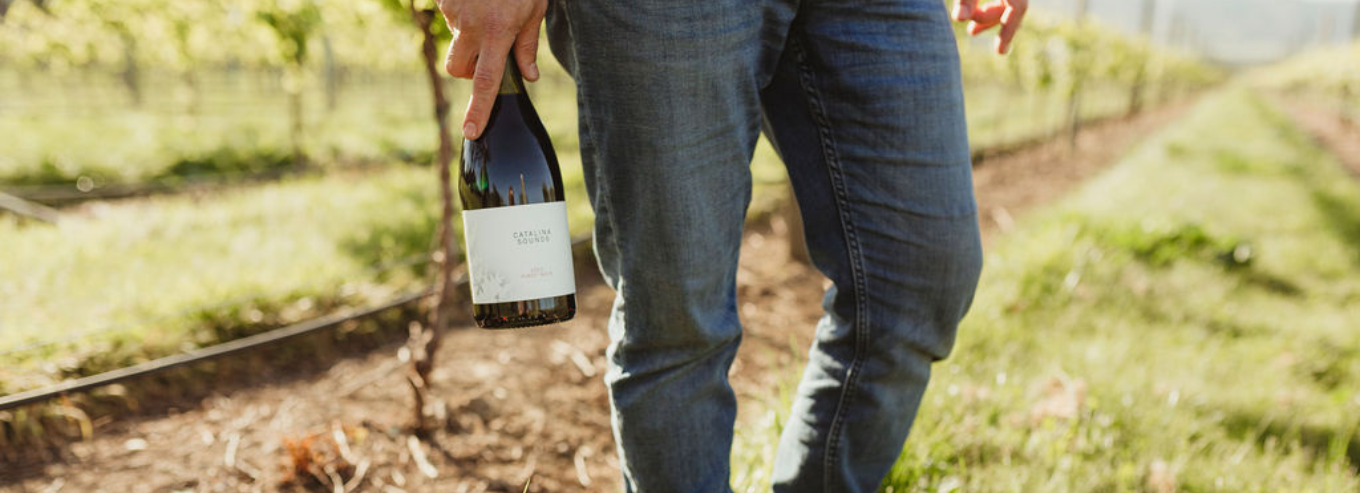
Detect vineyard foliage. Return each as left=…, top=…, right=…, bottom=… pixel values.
left=1, top=0, right=1220, bottom=84
left=0, top=1, right=1223, bottom=186
left=954, top=12, right=1221, bottom=152
left=1251, top=40, right=1360, bottom=92
left=956, top=12, right=1221, bottom=106
left=1249, top=40, right=1360, bottom=119
left=0, top=0, right=1224, bottom=381
left=0, top=0, right=1228, bottom=451
left=0, top=0, right=419, bottom=72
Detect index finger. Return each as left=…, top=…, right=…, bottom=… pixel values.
left=462, top=42, right=514, bottom=140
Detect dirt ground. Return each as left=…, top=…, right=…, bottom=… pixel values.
left=970, top=101, right=1194, bottom=244
left=1268, top=94, right=1360, bottom=179
left=0, top=102, right=1190, bottom=493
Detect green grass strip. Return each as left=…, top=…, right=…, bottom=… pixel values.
left=0, top=166, right=446, bottom=392
left=734, top=87, right=1360, bottom=491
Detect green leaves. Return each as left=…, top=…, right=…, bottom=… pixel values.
left=958, top=12, right=1222, bottom=104
left=370, top=0, right=451, bottom=44
left=255, top=0, right=322, bottom=66
left=0, top=0, right=428, bottom=71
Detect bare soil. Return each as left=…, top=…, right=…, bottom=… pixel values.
left=1267, top=94, right=1360, bottom=179
left=0, top=101, right=1190, bottom=493
left=971, top=101, right=1191, bottom=244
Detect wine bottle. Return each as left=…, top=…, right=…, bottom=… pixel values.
left=457, top=54, right=576, bottom=329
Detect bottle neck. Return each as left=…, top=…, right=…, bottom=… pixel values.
left=499, top=53, right=524, bottom=95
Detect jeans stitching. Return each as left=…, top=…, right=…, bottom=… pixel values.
left=563, top=4, right=642, bottom=486
left=561, top=2, right=624, bottom=300
left=790, top=35, right=871, bottom=492
left=561, top=1, right=631, bottom=472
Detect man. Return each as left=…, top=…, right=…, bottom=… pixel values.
left=438, top=0, right=1024, bottom=489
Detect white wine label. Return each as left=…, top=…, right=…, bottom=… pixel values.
left=462, top=202, right=577, bottom=304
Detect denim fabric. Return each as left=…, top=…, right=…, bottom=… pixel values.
left=546, top=0, right=983, bottom=490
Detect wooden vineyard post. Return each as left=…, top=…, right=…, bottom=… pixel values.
left=255, top=2, right=320, bottom=169
left=1127, top=0, right=1155, bottom=117
left=1065, top=0, right=1089, bottom=150
left=405, top=1, right=458, bottom=435
left=1346, top=1, right=1360, bottom=127
left=322, top=34, right=339, bottom=114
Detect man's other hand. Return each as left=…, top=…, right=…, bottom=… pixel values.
left=952, top=0, right=1027, bottom=55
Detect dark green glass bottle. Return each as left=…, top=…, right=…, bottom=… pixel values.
left=457, top=55, right=576, bottom=329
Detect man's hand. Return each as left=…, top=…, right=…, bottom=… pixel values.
left=952, top=0, right=1027, bottom=55
left=437, top=0, right=547, bottom=140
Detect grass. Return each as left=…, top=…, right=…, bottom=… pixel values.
left=0, top=60, right=590, bottom=187
left=732, top=88, right=1360, bottom=491
left=0, top=32, right=1211, bottom=462
left=965, top=81, right=1138, bottom=151
left=0, top=166, right=432, bottom=388
left=0, top=52, right=799, bottom=394
left=0, top=53, right=1143, bottom=386
left=0, top=62, right=1135, bottom=379
left=0, top=71, right=430, bottom=186
left=1, top=62, right=1135, bottom=190
left=0, top=158, right=604, bottom=386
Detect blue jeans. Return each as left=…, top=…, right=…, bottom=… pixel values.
left=546, top=0, right=983, bottom=490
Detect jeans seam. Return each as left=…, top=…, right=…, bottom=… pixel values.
left=564, top=3, right=637, bottom=486
left=562, top=3, right=625, bottom=294
left=563, top=1, right=629, bottom=368
left=790, top=35, right=871, bottom=492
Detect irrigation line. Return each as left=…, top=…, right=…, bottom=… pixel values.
left=0, top=235, right=593, bottom=411
left=0, top=289, right=428, bottom=412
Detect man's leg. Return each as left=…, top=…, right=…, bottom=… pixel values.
left=546, top=1, right=778, bottom=491
left=759, top=0, right=984, bottom=490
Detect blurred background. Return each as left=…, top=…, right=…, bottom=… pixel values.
left=1, top=0, right=1359, bottom=491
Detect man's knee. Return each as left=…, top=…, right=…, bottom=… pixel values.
left=868, top=217, right=983, bottom=361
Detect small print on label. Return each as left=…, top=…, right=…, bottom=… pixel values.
left=462, top=202, right=576, bottom=304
